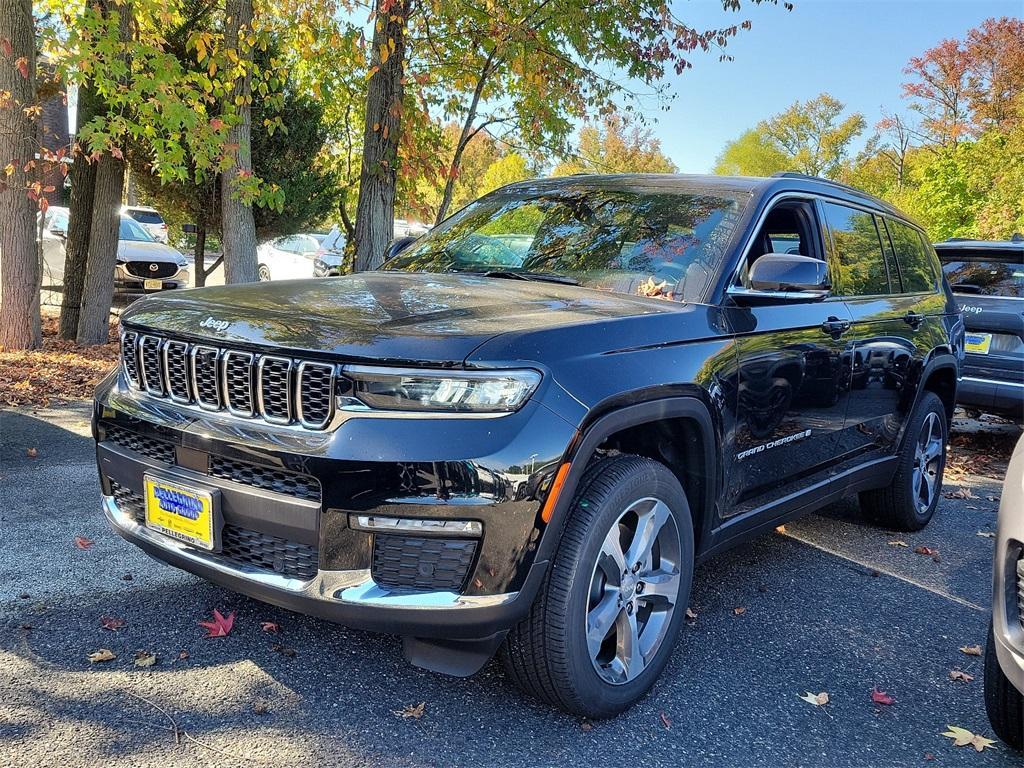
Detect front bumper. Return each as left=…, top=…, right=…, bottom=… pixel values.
left=993, top=439, right=1024, bottom=697
left=94, top=370, right=577, bottom=641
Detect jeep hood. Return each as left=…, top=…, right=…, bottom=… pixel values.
left=120, top=271, right=686, bottom=364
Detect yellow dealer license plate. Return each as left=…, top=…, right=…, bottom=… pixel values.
left=144, top=475, right=216, bottom=550
left=144, top=279, right=163, bottom=290
left=964, top=332, right=992, bottom=355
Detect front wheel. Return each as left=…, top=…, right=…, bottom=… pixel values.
left=258, top=263, right=272, bottom=282
left=501, top=455, right=694, bottom=718
left=860, top=390, right=947, bottom=531
left=985, top=621, right=1024, bottom=750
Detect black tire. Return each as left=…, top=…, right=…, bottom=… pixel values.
left=859, top=390, right=947, bottom=531
left=501, top=455, right=694, bottom=719
left=985, top=621, right=1024, bottom=750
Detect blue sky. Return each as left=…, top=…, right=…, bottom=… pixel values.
left=650, top=0, right=1021, bottom=173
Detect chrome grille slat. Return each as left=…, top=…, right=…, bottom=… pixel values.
left=297, top=361, right=335, bottom=428
left=140, top=336, right=165, bottom=395
left=162, top=340, right=191, bottom=402
left=121, top=331, right=141, bottom=389
left=222, top=350, right=255, bottom=417
left=1017, top=557, right=1024, bottom=631
left=119, top=332, right=335, bottom=430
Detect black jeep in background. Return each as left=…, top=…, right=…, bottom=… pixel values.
left=935, top=236, right=1024, bottom=422
left=94, top=173, right=963, bottom=718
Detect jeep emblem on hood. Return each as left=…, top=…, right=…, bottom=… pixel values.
left=200, top=316, right=231, bottom=332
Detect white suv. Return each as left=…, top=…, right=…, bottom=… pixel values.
left=122, top=205, right=169, bottom=244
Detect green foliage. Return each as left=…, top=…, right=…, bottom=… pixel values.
left=553, top=114, right=677, bottom=175
left=713, top=129, right=789, bottom=176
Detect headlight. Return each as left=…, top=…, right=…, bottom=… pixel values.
left=341, top=366, right=540, bottom=414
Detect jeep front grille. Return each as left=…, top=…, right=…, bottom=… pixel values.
left=121, top=331, right=336, bottom=429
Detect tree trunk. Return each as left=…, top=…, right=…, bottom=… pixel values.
left=75, top=154, right=124, bottom=345
left=193, top=218, right=207, bottom=287
left=219, top=0, right=258, bottom=284
left=58, top=81, right=100, bottom=340
left=353, top=0, right=408, bottom=272
left=0, top=0, right=40, bottom=350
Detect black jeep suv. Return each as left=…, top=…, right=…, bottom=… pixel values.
left=935, top=236, right=1024, bottom=422
left=94, top=173, right=963, bottom=718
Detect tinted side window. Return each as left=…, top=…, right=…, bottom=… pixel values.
left=887, top=220, right=936, bottom=293
left=822, top=202, right=890, bottom=296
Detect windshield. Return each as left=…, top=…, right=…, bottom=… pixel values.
left=382, top=184, right=743, bottom=300
left=126, top=209, right=163, bottom=224
left=119, top=215, right=154, bottom=242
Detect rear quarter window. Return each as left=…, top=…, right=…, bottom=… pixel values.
left=887, top=220, right=937, bottom=293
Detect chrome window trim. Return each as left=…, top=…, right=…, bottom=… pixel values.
left=221, top=349, right=256, bottom=418
left=190, top=344, right=222, bottom=411
left=962, top=376, right=1024, bottom=390
left=139, top=335, right=166, bottom=396
left=256, top=355, right=293, bottom=425
left=296, top=360, right=336, bottom=429
left=161, top=339, right=192, bottom=403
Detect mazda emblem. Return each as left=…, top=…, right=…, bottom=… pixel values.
left=148, top=263, right=159, bottom=272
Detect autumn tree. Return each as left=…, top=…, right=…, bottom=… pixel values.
left=553, top=113, right=677, bottom=175
left=902, top=38, right=971, bottom=147
left=713, top=128, right=788, bottom=176
left=0, top=0, right=40, bottom=350
left=353, top=0, right=792, bottom=268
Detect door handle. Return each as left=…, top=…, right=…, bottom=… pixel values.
left=821, top=316, right=851, bottom=337
left=904, top=311, right=923, bottom=329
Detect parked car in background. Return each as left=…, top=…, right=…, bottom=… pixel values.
left=39, top=207, right=189, bottom=301
left=936, top=236, right=1024, bottom=422
left=95, top=173, right=961, bottom=717
left=122, top=205, right=169, bottom=244
left=313, top=220, right=432, bottom=277
left=985, top=432, right=1024, bottom=751
left=256, top=233, right=326, bottom=281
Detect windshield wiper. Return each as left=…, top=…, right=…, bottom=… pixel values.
left=477, top=270, right=580, bottom=286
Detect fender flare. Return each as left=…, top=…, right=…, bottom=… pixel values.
left=533, top=396, right=720, bottom=567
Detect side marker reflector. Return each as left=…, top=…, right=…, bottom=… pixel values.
left=541, top=462, right=572, bottom=524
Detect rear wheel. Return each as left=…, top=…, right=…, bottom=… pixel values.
left=501, top=455, right=694, bottom=719
left=985, top=621, right=1024, bottom=750
left=258, top=263, right=271, bottom=282
left=860, top=390, right=947, bottom=531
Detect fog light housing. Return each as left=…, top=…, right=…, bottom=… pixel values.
left=350, top=514, right=482, bottom=537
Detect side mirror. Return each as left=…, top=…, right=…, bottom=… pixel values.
left=729, top=253, right=830, bottom=305
left=385, top=235, right=417, bottom=262
left=182, top=223, right=197, bottom=234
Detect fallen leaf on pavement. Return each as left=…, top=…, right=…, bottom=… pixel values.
left=975, top=531, right=995, bottom=538
left=685, top=608, right=697, bottom=620
left=887, top=540, right=908, bottom=547
left=941, top=725, right=996, bottom=752
left=100, top=616, right=126, bottom=631
left=580, top=720, right=592, bottom=732
left=943, top=487, right=976, bottom=500
left=913, top=546, right=938, bottom=557
left=177, top=649, right=190, bottom=661
left=253, top=700, right=270, bottom=715
left=261, top=622, right=280, bottom=634
left=26, top=447, right=37, bottom=458
left=775, top=524, right=787, bottom=534
left=959, top=644, right=983, bottom=657
left=134, top=651, right=157, bottom=668
left=198, top=608, right=235, bottom=638
left=799, top=691, right=829, bottom=706
left=733, top=607, right=746, bottom=616
left=659, top=711, right=671, bottom=729
left=271, top=642, right=296, bottom=657
left=394, top=702, right=426, bottom=719
left=870, top=687, right=895, bottom=706
left=87, top=649, right=116, bottom=663
left=74, top=536, right=94, bottom=550
left=949, top=670, right=974, bottom=683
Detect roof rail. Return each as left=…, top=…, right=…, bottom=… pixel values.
left=770, top=171, right=869, bottom=197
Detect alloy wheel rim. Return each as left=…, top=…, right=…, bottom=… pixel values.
left=258, top=266, right=271, bottom=281
left=912, top=412, right=943, bottom=515
left=585, top=496, right=681, bottom=686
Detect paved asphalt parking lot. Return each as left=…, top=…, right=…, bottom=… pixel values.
left=1, top=404, right=1021, bottom=767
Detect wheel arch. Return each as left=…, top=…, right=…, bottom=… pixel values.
left=538, top=397, right=720, bottom=563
